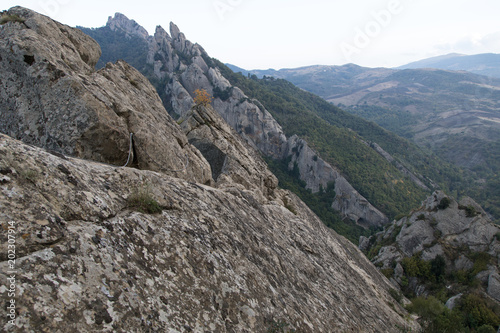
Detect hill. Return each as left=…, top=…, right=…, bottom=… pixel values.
left=398, top=53, right=500, bottom=78
left=362, top=191, right=500, bottom=332
left=0, top=6, right=418, bottom=332
left=236, top=64, right=500, bottom=221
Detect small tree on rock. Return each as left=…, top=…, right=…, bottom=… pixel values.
left=194, top=89, right=212, bottom=107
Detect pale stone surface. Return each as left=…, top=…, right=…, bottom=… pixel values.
left=180, top=104, right=279, bottom=200
left=0, top=8, right=419, bottom=332
left=0, top=133, right=416, bottom=332
left=104, top=12, right=389, bottom=228
left=0, top=7, right=211, bottom=185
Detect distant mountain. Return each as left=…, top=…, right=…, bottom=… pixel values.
left=1, top=7, right=421, bottom=332
left=398, top=53, right=500, bottom=78
left=224, top=63, right=250, bottom=76
left=79, top=14, right=473, bottom=239
left=229, top=63, right=500, bottom=221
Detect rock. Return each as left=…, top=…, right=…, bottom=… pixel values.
left=488, top=273, right=500, bottom=302
left=180, top=104, right=278, bottom=200
left=96, top=12, right=390, bottom=228
left=332, top=177, right=388, bottom=228
left=394, top=263, right=404, bottom=280
left=420, top=244, right=444, bottom=261
left=396, top=219, right=435, bottom=257
left=284, top=135, right=388, bottom=227
left=445, top=294, right=463, bottom=310
left=0, top=9, right=420, bottom=331
left=373, top=246, right=403, bottom=269
left=359, top=236, right=371, bottom=252
left=6, top=6, right=100, bottom=71
left=0, top=133, right=418, bottom=332
left=454, top=255, right=474, bottom=271
left=0, top=8, right=212, bottom=184
left=366, top=191, right=500, bottom=305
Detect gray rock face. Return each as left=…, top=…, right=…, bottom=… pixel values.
left=0, top=134, right=416, bottom=332
left=365, top=191, right=500, bottom=302
left=0, top=7, right=212, bottom=185
left=283, top=135, right=388, bottom=227
left=0, top=8, right=419, bottom=332
left=104, top=13, right=389, bottom=228
left=106, top=12, right=149, bottom=40
left=180, top=104, right=279, bottom=200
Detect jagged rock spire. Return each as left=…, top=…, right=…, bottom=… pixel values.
left=106, top=12, right=149, bottom=39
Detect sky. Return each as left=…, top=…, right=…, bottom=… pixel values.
left=3, top=0, right=500, bottom=70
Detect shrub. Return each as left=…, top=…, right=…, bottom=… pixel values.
left=212, top=86, right=232, bottom=101
left=381, top=268, right=395, bottom=279
left=20, top=169, right=39, bottom=184
left=407, top=296, right=446, bottom=319
left=437, top=197, right=451, bottom=210
left=464, top=205, right=479, bottom=217
left=193, top=89, right=212, bottom=106
left=470, top=252, right=491, bottom=275
left=267, top=320, right=295, bottom=333
left=127, top=184, right=162, bottom=214
left=0, top=13, right=25, bottom=25
left=430, top=255, right=446, bottom=282
left=402, top=254, right=431, bottom=280
left=389, top=288, right=403, bottom=303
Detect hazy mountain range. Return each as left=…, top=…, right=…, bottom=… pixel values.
left=2, top=6, right=499, bottom=332
left=398, top=53, right=500, bottom=78
left=227, top=58, right=500, bottom=219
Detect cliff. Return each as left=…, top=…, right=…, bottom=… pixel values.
left=100, top=13, right=389, bottom=228
left=0, top=7, right=417, bottom=332
left=363, top=191, right=500, bottom=304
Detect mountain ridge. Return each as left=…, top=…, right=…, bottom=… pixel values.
left=230, top=62, right=500, bottom=221
left=0, top=6, right=418, bottom=332
left=81, top=12, right=419, bottom=232
left=397, top=52, right=500, bottom=78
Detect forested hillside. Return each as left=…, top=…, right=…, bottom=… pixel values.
left=241, top=64, right=500, bottom=222
left=80, top=23, right=478, bottom=242
left=217, top=62, right=472, bottom=208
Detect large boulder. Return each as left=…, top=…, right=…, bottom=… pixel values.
left=180, top=104, right=279, bottom=200
left=0, top=7, right=212, bottom=184
left=0, top=132, right=418, bottom=332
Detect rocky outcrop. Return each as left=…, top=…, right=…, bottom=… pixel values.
left=284, top=135, right=388, bottom=227
left=0, top=8, right=419, bottom=332
left=179, top=104, right=279, bottom=201
left=0, top=7, right=211, bottom=185
left=101, top=13, right=389, bottom=227
left=366, top=191, right=500, bottom=301
left=106, top=13, right=149, bottom=40
left=0, top=133, right=417, bottom=332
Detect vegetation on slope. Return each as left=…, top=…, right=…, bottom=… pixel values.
left=216, top=61, right=475, bottom=217
left=80, top=25, right=474, bottom=237
left=264, top=156, right=371, bottom=244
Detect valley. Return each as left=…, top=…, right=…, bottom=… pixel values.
left=1, top=5, right=499, bottom=332
left=237, top=62, right=500, bottom=221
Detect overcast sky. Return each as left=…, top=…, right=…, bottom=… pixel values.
left=3, top=0, right=500, bottom=70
